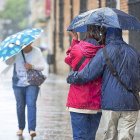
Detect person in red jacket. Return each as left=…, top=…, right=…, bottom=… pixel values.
left=64, top=25, right=106, bottom=140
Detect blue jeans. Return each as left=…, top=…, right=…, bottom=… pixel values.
left=13, top=85, right=39, bottom=131
left=70, top=112, right=102, bottom=140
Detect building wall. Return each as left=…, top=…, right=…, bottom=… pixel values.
left=29, top=0, right=46, bottom=25
left=120, top=0, right=129, bottom=43
left=87, top=0, right=99, bottom=10
left=102, top=0, right=106, bottom=7
left=50, top=0, right=130, bottom=75
left=55, top=0, right=80, bottom=75
left=120, top=0, right=128, bottom=13
left=128, top=0, right=140, bottom=50
left=28, top=0, right=51, bottom=67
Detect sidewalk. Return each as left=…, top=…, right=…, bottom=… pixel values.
left=0, top=74, right=139, bottom=140
left=0, top=74, right=72, bottom=140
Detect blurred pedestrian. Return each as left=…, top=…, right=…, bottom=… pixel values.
left=65, top=25, right=106, bottom=140
left=6, top=43, right=47, bottom=138
left=67, top=28, right=140, bottom=140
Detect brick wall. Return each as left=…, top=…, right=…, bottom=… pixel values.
left=87, top=0, right=99, bottom=10
left=51, top=0, right=129, bottom=75
left=120, top=1, right=129, bottom=43
left=120, top=0, right=128, bottom=13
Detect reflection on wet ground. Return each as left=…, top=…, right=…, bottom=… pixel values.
left=0, top=74, right=72, bottom=140
left=36, top=76, right=72, bottom=140
left=0, top=74, right=139, bottom=140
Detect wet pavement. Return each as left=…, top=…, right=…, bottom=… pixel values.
left=0, top=74, right=72, bottom=140
left=0, top=73, right=139, bottom=140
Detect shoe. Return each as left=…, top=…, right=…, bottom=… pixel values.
left=16, top=129, right=23, bottom=136
left=30, top=131, right=36, bottom=137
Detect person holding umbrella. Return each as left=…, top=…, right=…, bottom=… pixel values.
left=12, top=44, right=46, bottom=137
left=1, top=28, right=47, bottom=138
left=65, top=25, right=106, bottom=140
left=67, top=8, right=140, bottom=140
left=67, top=28, right=140, bottom=139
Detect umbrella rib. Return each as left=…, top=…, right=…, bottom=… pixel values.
left=85, top=8, right=106, bottom=27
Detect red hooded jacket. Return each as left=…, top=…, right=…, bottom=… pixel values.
left=65, top=39, right=103, bottom=109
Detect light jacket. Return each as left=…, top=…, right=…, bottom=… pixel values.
left=67, top=28, right=140, bottom=111
left=65, top=39, right=103, bottom=109
left=12, top=47, right=47, bottom=87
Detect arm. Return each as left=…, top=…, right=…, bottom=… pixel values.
left=25, top=48, right=46, bottom=71
left=24, top=63, right=45, bottom=71
left=32, top=50, right=45, bottom=71
left=64, top=48, right=72, bottom=66
left=70, top=39, right=80, bottom=48
left=65, top=31, right=79, bottom=66
left=64, top=39, right=79, bottom=66
left=67, top=49, right=105, bottom=84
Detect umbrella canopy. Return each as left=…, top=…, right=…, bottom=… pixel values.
left=0, top=28, right=43, bottom=61
left=67, top=7, right=140, bottom=32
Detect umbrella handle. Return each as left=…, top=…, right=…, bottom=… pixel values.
left=21, top=50, right=26, bottom=63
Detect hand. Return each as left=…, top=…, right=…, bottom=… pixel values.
left=69, top=31, right=78, bottom=40
left=66, top=75, right=73, bottom=84
left=24, top=63, right=33, bottom=70
left=67, top=71, right=78, bottom=84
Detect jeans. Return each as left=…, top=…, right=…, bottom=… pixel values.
left=70, top=112, right=102, bottom=140
left=13, top=85, right=39, bottom=131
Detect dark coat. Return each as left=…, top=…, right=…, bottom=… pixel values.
left=67, top=28, right=140, bottom=111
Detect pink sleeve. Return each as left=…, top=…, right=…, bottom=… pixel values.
left=71, top=39, right=80, bottom=47
left=64, top=39, right=79, bottom=66
left=64, top=47, right=73, bottom=66
left=66, top=39, right=79, bottom=55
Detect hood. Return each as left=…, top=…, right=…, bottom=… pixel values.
left=79, top=39, right=103, bottom=57
left=85, top=38, right=99, bottom=46
left=106, top=28, right=123, bottom=45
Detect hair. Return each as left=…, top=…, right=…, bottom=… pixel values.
left=85, top=25, right=106, bottom=45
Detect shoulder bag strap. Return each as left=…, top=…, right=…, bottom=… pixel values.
left=102, top=47, right=139, bottom=104
left=74, top=56, right=86, bottom=71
